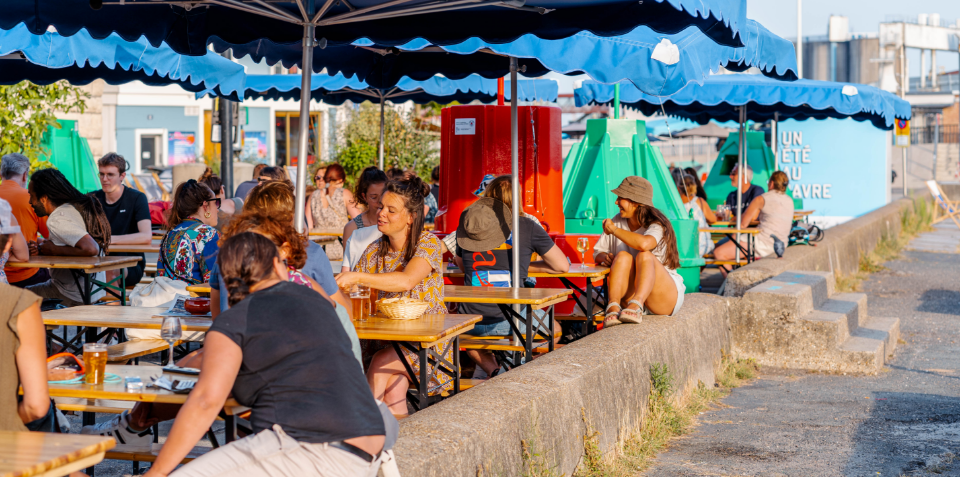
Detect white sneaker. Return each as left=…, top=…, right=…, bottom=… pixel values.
left=80, top=410, right=154, bottom=448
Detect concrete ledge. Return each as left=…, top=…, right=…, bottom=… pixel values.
left=393, top=294, right=731, bottom=476
left=724, top=198, right=907, bottom=297
left=724, top=184, right=960, bottom=297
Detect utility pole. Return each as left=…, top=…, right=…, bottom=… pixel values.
left=796, top=0, right=803, bottom=78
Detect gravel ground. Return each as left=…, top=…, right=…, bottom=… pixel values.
left=645, top=244, right=960, bottom=476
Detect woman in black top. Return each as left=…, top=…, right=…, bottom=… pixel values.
left=146, top=233, right=385, bottom=477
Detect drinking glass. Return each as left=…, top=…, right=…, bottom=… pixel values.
left=349, top=283, right=372, bottom=322
left=575, top=237, right=589, bottom=270
left=83, top=343, right=108, bottom=385
left=160, top=316, right=183, bottom=368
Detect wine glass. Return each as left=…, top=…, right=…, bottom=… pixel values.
left=576, top=237, right=589, bottom=270
left=160, top=316, right=183, bottom=368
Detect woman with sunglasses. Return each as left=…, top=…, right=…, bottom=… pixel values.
left=307, top=164, right=360, bottom=260
left=157, top=179, right=221, bottom=285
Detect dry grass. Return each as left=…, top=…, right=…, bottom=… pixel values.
left=574, top=354, right=758, bottom=476
left=835, top=199, right=933, bottom=292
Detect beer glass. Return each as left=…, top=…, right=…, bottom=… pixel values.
left=160, top=316, right=183, bottom=368
left=83, top=343, right=108, bottom=385
left=349, top=283, right=372, bottom=322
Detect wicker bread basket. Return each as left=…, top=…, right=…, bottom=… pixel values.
left=376, top=297, right=430, bottom=321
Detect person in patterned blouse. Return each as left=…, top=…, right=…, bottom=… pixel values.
left=157, top=179, right=220, bottom=285
left=336, top=176, right=445, bottom=417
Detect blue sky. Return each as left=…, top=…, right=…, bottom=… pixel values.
left=550, top=1, right=960, bottom=94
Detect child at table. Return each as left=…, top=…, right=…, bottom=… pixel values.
left=593, top=176, right=685, bottom=327
left=25, top=169, right=112, bottom=307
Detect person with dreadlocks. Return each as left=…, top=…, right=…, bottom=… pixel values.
left=26, top=168, right=112, bottom=306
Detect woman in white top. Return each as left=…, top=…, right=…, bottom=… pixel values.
left=673, top=171, right=716, bottom=257
left=713, top=170, right=794, bottom=274
left=593, top=177, right=685, bottom=326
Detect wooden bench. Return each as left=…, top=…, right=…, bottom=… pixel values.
left=458, top=378, right=484, bottom=391
left=55, top=398, right=135, bottom=414
left=703, top=259, right=748, bottom=267
left=460, top=338, right=553, bottom=353
left=144, top=264, right=157, bottom=276
left=554, top=314, right=602, bottom=323
left=107, top=339, right=180, bottom=363
left=106, top=444, right=210, bottom=463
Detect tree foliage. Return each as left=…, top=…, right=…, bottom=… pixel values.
left=0, top=81, right=89, bottom=171
left=334, top=102, right=438, bottom=182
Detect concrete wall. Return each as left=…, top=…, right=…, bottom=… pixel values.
left=393, top=294, right=732, bottom=476
left=723, top=184, right=960, bottom=297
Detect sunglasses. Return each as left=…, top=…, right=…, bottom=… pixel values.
left=204, top=198, right=222, bottom=209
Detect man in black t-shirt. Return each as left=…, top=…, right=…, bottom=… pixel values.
left=724, top=163, right=765, bottom=220
left=92, top=153, right=152, bottom=287
left=455, top=197, right=569, bottom=376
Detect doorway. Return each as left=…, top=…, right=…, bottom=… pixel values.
left=140, top=134, right=162, bottom=170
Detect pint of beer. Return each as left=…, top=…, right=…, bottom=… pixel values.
left=83, top=343, right=108, bottom=385
left=349, top=283, right=371, bottom=322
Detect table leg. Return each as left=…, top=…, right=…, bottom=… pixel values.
left=548, top=306, right=555, bottom=352
left=585, top=278, right=595, bottom=335
left=120, top=267, right=127, bottom=306
left=224, top=415, right=237, bottom=443
left=418, top=345, right=429, bottom=411
left=524, top=304, right=534, bottom=364
left=453, top=336, right=461, bottom=395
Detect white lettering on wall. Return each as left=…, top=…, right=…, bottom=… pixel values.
left=778, top=129, right=828, bottom=201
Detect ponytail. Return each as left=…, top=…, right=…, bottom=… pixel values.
left=218, top=232, right=282, bottom=306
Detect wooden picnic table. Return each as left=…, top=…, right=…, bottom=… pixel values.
left=41, top=365, right=244, bottom=449
left=444, top=285, right=571, bottom=365
left=0, top=431, right=114, bottom=477
left=8, top=255, right=141, bottom=306
left=107, top=244, right=160, bottom=254
left=42, top=306, right=479, bottom=411
left=710, top=210, right=814, bottom=227
left=444, top=264, right=610, bottom=330
left=700, top=227, right=761, bottom=265
left=308, top=227, right=343, bottom=237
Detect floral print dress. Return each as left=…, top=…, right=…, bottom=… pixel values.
left=354, top=231, right=450, bottom=394
left=157, top=218, right=220, bottom=285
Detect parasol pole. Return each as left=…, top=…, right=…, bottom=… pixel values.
left=613, top=82, right=620, bottom=119
left=735, top=105, right=745, bottom=264
left=772, top=112, right=779, bottom=171
left=379, top=92, right=386, bottom=170
left=510, top=57, right=521, bottom=346
left=498, top=77, right=505, bottom=106
left=293, top=5, right=315, bottom=234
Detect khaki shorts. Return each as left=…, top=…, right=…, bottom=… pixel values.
left=170, top=425, right=382, bottom=477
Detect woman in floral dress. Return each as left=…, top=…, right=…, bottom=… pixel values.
left=308, top=163, right=359, bottom=260
left=157, top=179, right=220, bottom=285
left=336, top=176, right=445, bottom=417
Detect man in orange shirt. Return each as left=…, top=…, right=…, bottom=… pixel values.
left=0, top=153, right=48, bottom=287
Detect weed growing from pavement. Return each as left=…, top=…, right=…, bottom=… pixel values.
left=836, top=199, right=933, bottom=292
left=521, top=438, right=561, bottom=477
left=574, top=354, right=759, bottom=476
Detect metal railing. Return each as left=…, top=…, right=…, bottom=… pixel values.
left=655, top=137, right=720, bottom=157
left=911, top=125, right=960, bottom=144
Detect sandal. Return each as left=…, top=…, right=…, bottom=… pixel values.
left=619, top=300, right=644, bottom=324
left=602, top=302, right=622, bottom=328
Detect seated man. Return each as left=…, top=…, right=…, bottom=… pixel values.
left=0, top=153, right=49, bottom=288
left=26, top=169, right=111, bottom=306
left=92, top=153, right=152, bottom=288
left=724, top=164, right=765, bottom=221
left=455, top=176, right=568, bottom=378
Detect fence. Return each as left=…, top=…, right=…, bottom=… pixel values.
left=655, top=136, right=720, bottom=157
left=911, top=125, right=960, bottom=145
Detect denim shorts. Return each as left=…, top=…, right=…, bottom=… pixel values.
left=464, top=308, right=546, bottom=337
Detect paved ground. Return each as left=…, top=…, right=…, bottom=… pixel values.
left=646, top=229, right=960, bottom=477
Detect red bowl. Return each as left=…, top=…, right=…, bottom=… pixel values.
left=184, top=297, right=210, bottom=315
